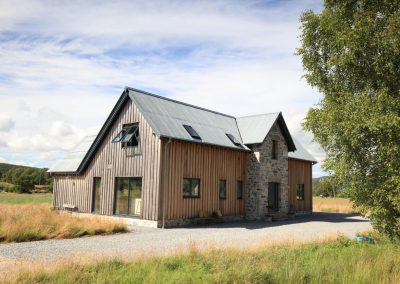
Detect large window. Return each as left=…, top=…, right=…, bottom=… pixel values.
left=268, top=182, right=280, bottom=211
left=219, top=179, right=227, bottom=200
left=114, top=177, right=142, bottom=216
left=272, top=140, right=278, bottom=160
left=237, top=180, right=243, bottom=200
left=296, top=184, right=305, bottom=200
left=92, top=177, right=101, bottom=213
left=183, top=178, right=200, bottom=198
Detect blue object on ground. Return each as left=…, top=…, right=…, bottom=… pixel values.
left=355, top=236, right=374, bottom=243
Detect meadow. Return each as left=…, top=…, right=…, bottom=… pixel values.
left=11, top=232, right=400, bottom=284
left=0, top=192, right=52, bottom=204
left=313, top=197, right=355, bottom=213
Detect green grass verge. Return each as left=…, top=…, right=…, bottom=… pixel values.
left=16, top=234, right=400, bottom=283
left=0, top=192, right=52, bottom=204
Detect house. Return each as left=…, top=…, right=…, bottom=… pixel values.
left=49, top=87, right=317, bottom=227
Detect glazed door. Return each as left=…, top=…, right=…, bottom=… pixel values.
left=268, top=182, right=280, bottom=212
left=114, top=177, right=142, bottom=216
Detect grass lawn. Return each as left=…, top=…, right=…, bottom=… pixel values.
left=0, top=192, right=52, bottom=204
left=13, top=233, right=400, bottom=283
left=313, top=197, right=355, bottom=213
left=0, top=204, right=127, bottom=243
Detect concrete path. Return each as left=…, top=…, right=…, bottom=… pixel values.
left=0, top=212, right=371, bottom=278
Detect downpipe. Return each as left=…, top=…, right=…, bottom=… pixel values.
left=162, top=137, right=172, bottom=229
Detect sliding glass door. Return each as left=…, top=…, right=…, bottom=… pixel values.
left=114, top=177, right=142, bottom=216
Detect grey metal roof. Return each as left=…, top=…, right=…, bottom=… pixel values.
left=48, top=135, right=96, bottom=173
left=288, top=138, right=318, bottom=163
left=236, top=113, right=280, bottom=144
left=236, top=112, right=296, bottom=151
left=128, top=88, right=249, bottom=151
left=50, top=87, right=314, bottom=173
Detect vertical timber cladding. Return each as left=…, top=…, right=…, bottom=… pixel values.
left=163, top=139, right=247, bottom=220
left=52, top=101, right=162, bottom=220
left=288, top=159, right=313, bottom=213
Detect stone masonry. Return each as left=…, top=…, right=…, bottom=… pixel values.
left=245, top=122, right=289, bottom=220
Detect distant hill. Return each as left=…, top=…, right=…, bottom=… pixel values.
left=0, top=162, right=36, bottom=176
left=313, top=176, right=327, bottom=182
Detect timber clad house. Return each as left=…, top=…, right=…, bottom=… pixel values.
left=50, top=87, right=317, bottom=227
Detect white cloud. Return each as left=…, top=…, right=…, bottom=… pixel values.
left=0, top=0, right=325, bottom=168
left=0, top=115, right=15, bottom=132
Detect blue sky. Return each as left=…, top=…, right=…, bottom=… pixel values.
left=0, top=0, right=325, bottom=177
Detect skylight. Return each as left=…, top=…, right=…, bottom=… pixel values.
left=183, top=124, right=201, bottom=140
left=226, top=133, right=241, bottom=146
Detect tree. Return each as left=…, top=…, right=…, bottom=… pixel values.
left=298, top=0, right=400, bottom=238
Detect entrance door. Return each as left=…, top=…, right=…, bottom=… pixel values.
left=268, top=182, right=280, bottom=212
left=114, top=177, right=142, bottom=216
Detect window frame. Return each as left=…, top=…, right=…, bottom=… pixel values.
left=113, top=176, right=142, bottom=216
left=91, top=177, right=101, bottom=214
left=236, top=180, right=243, bottom=200
left=272, top=140, right=278, bottom=160
left=112, top=123, right=139, bottom=148
left=226, top=133, right=241, bottom=146
left=183, top=177, right=200, bottom=198
left=183, top=124, right=201, bottom=140
left=219, top=179, right=227, bottom=200
left=296, top=184, right=305, bottom=200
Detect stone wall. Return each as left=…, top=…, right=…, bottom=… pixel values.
left=245, top=122, right=289, bottom=220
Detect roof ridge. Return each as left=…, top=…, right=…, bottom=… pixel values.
left=125, top=86, right=236, bottom=119
left=236, top=112, right=281, bottom=119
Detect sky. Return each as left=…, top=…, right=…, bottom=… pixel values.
left=0, top=0, right=326, bottom=177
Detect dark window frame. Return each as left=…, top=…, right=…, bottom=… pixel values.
left=183, top=177, right=200, bottom=198
left=219, top=179, right=227, bottom=200
left=296, top=184, right=305, bottom=200
left=183, top=124, right=201, bottom=140
left=226, top=133, right=241, bottom=146
left=272, top=140, right=278, bottom=160
left=236, top=180, right=243, bottom=200
left=92, top=177, right=101, bottom=213
left=112, top=123, right=140, bottom=148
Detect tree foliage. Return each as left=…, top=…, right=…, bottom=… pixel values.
left=298, top=0, right=400, bottom=238
left=1, top=167, right=52, bottom=193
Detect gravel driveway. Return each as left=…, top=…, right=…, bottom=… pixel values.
left=0, top=212, right=371, bottom=277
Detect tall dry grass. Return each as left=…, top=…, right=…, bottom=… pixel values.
left=11, top=232, right=400, bottom=284
left=0, top=204, right=127, bottom=243
left=313, top=197, right=355, bottom=213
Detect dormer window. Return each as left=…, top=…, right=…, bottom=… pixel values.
left=112, top=123, right=139, bottom=147
left=183, top=124, right=201, bottom=140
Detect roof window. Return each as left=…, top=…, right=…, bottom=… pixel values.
left=226, top=133, right=241, bottom=146
left=183, top=124, right=201, bottom=140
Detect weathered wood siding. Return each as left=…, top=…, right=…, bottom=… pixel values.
left=161, top=139, right=247, bottom=220
left=52, top=101, right=162, bottom=220
left=288, top=158, right=313, bottom=213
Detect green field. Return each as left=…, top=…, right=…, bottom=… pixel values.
left=14, top=233, right=400, bottom=283
left=0, top=192, right=52, bottom=204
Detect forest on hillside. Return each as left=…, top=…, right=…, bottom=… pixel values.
left=0, top=163, right=52, bottom=193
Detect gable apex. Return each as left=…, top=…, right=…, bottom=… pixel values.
left=236, top=112, right=296, bottom=152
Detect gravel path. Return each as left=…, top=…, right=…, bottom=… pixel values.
left=0, top=212, right=371, bottom=277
